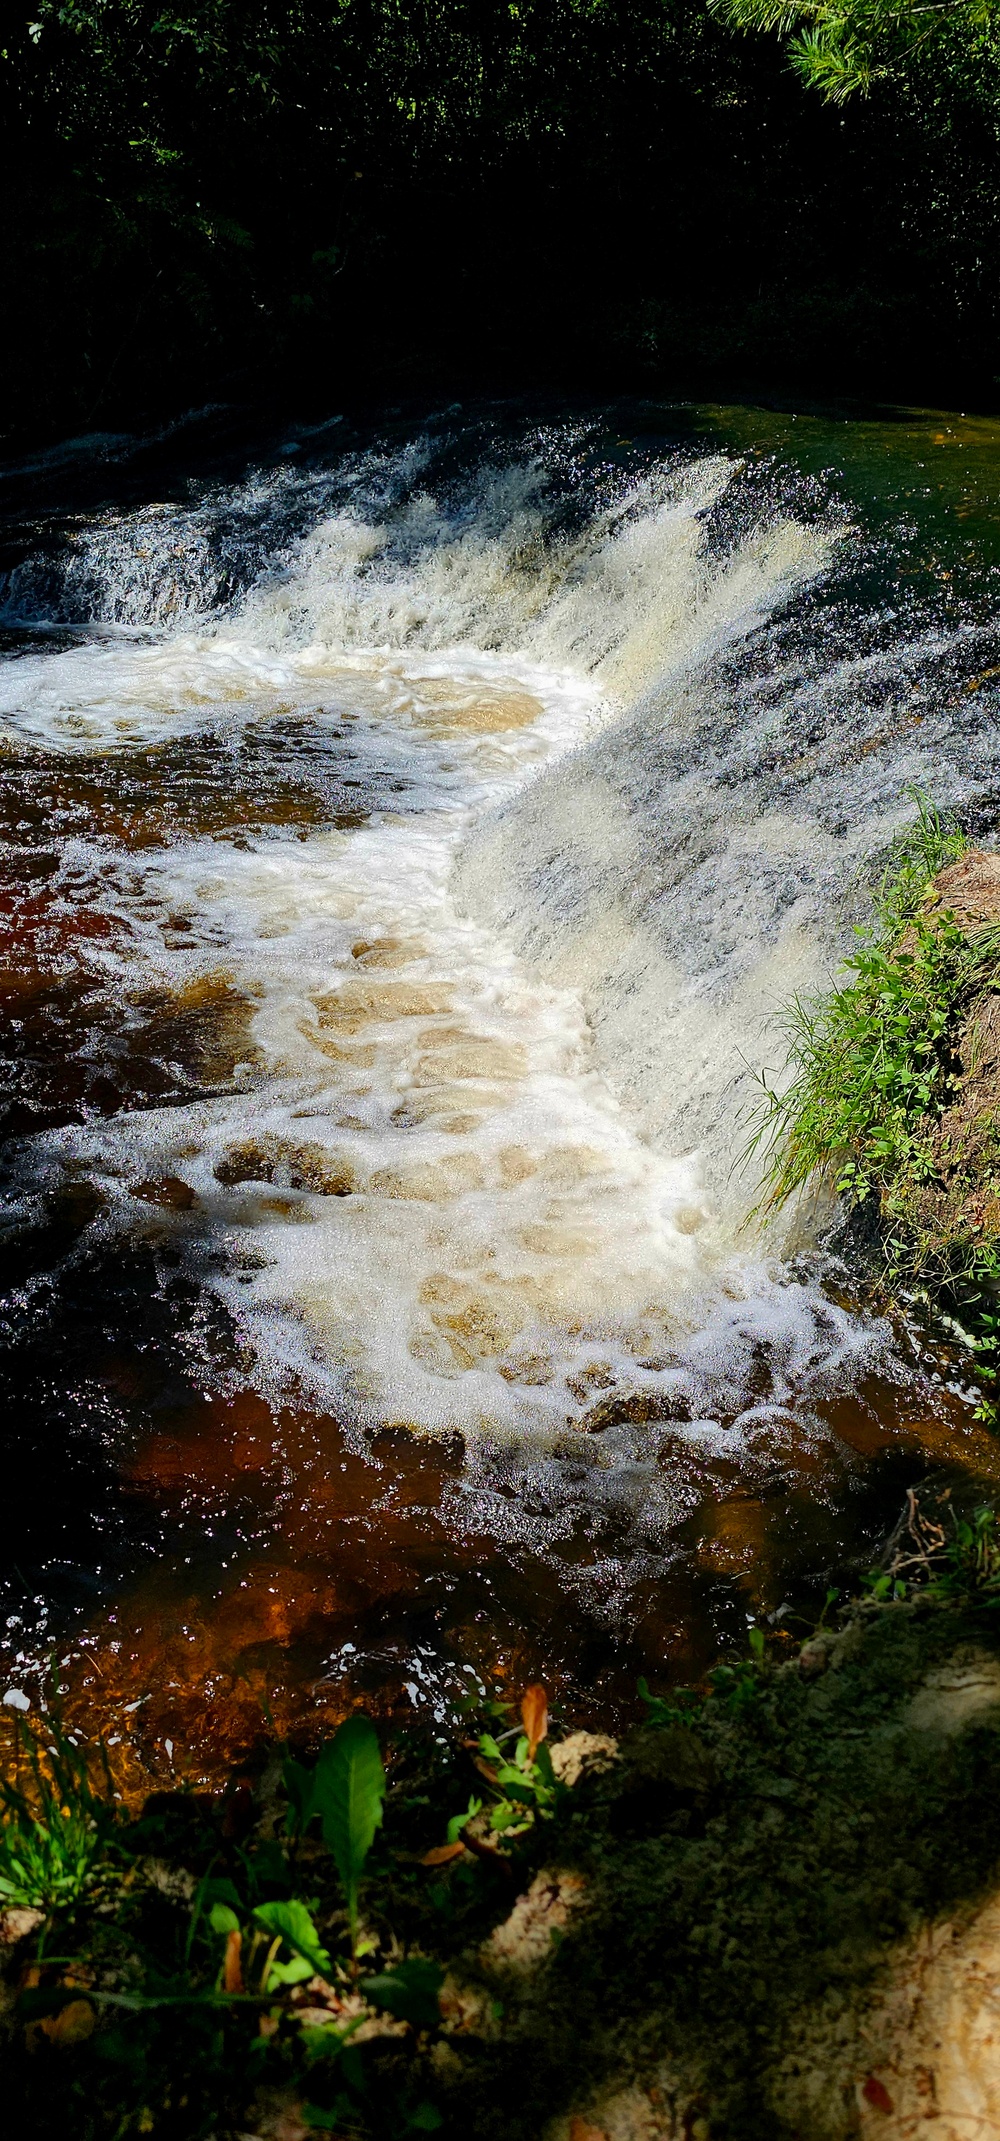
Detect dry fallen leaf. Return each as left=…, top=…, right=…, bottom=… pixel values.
left=421, top=1841, right=467, bottom=1866
left=223, top=1928, right=244, bottom=1994
left=521, top=1682, right=548, bottom=1761
left=861, top=2074, right=894, bottom=2115
left=41, top=1998, right=96, bottom=2046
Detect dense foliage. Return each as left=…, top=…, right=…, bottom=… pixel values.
left=718, top=0, right=1000, bottom=103
left=3, top=0, right=1000, bottom=439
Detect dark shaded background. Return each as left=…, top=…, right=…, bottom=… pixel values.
left=3, top=0, right=1000, bottom=445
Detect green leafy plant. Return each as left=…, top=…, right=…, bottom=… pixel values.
left=749, top=906, right=993, bottom=1215
left=637, top=1677, right=704, bottom=1728
left=712, top=0, right=1000, bottom=103
left=863, top=1488, right=1000, bottom=1606
left=0, top=1709, right=117, bottom=1911
left=434, top=1686, right=564, bottom=1851
left=749, top=793, right=975, bottom=1210
left=863, top=1569, right=909, bottom=1603
left=475, top=1727, right=561, bottom=1834
left=285, top=1714, right=386, bottom=1959
left=874, top=791, right=971, bottom=933
left=254, top=1898, right=333, bottom=1988
left=472, top=1684, right=563, bottom=1837
left=927, top=1504, right=1000, bottom=1604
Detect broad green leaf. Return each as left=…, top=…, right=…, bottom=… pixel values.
left=362, top=1957, right=444, bottom=2028
left=209, top=1901, right=240, bottom=1935
left=495, top=1771, right=535, bottom=1803
left=267, top=1954, right=314, bottom=1987
left=490, top=1801, right=525, bottom=1831
left=313, top=1715, right=386, bottom=1900
left=253, top=1898, right=331, bottom=1978
left=533, top=1740, right=557, bottom=1789
left=204, top=1875, right=242, bottom=1913
left=301, top=2016, right=365, bottom=2062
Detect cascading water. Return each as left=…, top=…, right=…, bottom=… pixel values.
left=1, top=405, right=997, bottom=1770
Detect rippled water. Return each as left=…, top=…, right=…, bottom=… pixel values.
left=2, top=401, right=998, bottom=1784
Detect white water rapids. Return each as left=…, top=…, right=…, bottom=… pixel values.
left=0, top=426, right=952, bottom=1473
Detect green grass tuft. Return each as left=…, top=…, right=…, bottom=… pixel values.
left=748, top=792, right=1000, bottom=1375
left=0, top=1709, right=117, bottom=1912
left=750, top=792, right=976, bottom=1212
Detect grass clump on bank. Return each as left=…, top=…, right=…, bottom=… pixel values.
left=752, top=793, right=1000, bottom=1380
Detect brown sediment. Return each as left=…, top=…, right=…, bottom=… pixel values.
left=311, top=979, right=456, bottom=1033
left=213, top=1136, right=356, bottom=1194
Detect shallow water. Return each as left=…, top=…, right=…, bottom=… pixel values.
left=2, top=400, right=999, bottom=1784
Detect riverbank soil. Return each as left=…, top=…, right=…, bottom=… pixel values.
left=904, top=850, right=1000, bottom=1259
left=4, top=1582, right=1000, bottom=2140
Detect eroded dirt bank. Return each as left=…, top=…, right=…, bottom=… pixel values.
left=424, top=1598, right=1000, bottom=2141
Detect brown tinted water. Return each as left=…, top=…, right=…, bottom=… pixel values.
left=3, top=403, right=1000, bottom=1791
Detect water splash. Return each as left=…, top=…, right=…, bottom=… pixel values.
left=0, top=422, right=948, bottom=1456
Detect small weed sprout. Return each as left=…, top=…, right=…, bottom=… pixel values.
left=637, top=1678, right=704, bottom=1728
left=435, top=1685, right=564, bottom=1850
left=474, top=1724, right=561, bottom=1836
left=283, top=1713, right=386, bottom=1960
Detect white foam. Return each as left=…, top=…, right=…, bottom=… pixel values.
left=2, top=443, right=876, bottom=1445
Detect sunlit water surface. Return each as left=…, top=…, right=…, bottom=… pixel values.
left=1, top=401, right=999, bottom=1785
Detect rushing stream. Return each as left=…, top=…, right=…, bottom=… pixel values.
left=2, top=400, right=1000, bottom=1785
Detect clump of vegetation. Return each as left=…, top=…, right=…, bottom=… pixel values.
left=716, top=0, right=999, bottom=105
left=865, top=1483, right=1000, bottom=1606
left=0, top=1711, right=117, bottom=1912
left=751, top=792, right=1000, bottom=1390
left=0, top=1683, right=577, bottom=2140
left=7, top=1549, right=1000, bottom=2140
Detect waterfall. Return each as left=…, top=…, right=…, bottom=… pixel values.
left=1, top=414, right=992, bottom=1472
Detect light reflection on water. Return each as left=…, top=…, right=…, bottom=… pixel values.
left=1, top=401, right=999, bottom=1784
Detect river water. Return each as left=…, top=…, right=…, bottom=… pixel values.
left=2, top=400, right=999, bottom=1785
